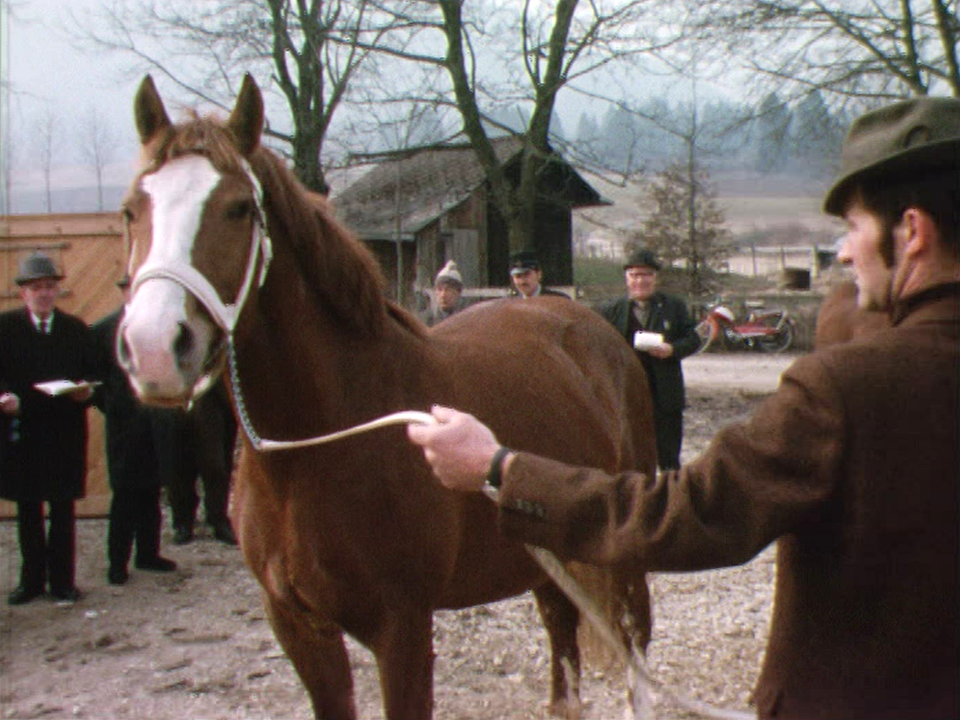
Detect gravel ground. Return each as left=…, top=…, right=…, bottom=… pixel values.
left=0, top=353, right=796, bottom=720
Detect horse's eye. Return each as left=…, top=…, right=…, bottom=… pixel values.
left=121, top=205, right=135, bottom=223
left=226, top=200, right=253, bottom=221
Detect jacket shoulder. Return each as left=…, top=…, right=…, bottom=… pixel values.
left=598, top=297, right=628, bottom=314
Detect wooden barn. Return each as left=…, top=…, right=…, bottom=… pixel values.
left=1, top=212, right=127, bottom=517
left=332, top=136, right=607, bottom=307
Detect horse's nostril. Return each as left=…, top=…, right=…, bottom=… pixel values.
left=173, top=322, right=195, bottom=369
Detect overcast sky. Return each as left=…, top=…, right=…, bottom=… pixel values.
left=3, top=0, right=143, bottom=199
left=1, top=0, right=733, bottom=212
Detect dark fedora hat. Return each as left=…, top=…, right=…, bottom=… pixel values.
left=623, top=247, right=661, bottom=271
left=509, top=250, right=541, bottom=275
left=824, top=97, right=960, bottom=216
left=15, top=252, right=64, bottom=285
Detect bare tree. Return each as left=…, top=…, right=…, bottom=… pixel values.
left=698, top=0, right=960, bottom=104
left=365, top=0, right=684, bottom=255
left=34, top=108, right=60, bottom=213
left=76, top=0, right=414, bottom=194
left=77, top=106, right=116, bottom=211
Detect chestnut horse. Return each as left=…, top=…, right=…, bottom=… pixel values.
left=814, top=280, right=890, bottom=349
left=116, top=74, right=657, bottom=720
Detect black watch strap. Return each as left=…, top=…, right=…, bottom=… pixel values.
left=486, top=446, right=512, bottom=489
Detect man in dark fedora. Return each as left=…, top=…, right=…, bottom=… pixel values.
left=0, top=252, right=96, bottom=604
left=508, top=251, right=569, bottom=299
left=408, top=97, right=959, bottom=719
left=91, top=276, right=178, bottom=586
left=598, top=247, right=701, bottom=469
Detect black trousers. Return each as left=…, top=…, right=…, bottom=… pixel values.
left=159, top=400, right=235, bottom=531
left=16, top=500, right=76, bottom=593
left=653, top=408, right=683, bottom=471
left=108, top=486, right=163, bottom=570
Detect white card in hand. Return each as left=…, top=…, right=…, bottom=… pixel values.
left=633, top=331, right=664, bottom=350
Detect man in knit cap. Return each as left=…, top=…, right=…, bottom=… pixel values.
left=422, top=260, right=471, bottom=327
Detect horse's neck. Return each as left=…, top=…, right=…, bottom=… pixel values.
left=231, top=283, right=430, bottom=441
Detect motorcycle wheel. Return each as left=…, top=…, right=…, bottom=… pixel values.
left=693, top=318, right=716, bottom=354
left=758, top=321, right=794, bottom=353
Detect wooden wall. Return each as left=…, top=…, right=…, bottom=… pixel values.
left=1, top=212, right=126, bottom=517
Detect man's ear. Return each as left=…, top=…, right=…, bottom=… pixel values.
left=899, top=207, right=936, bottom=260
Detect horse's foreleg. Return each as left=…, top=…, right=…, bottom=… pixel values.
left=533, top=581, right=582, bottom=720
left=373, top=610, right=435, bottom=720
left=263, top=593, right=357, bottom=720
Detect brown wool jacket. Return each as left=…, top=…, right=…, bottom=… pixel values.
left=498, top=283, right=960, bottom=720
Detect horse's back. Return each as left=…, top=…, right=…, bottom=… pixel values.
left=430, top=296, right=656, bottom=475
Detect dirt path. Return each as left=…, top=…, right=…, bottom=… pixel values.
left=1, top=353, right=798, bottom=720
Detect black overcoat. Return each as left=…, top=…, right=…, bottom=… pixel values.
left=91, top=309, right=164, bottom=491
left=598, top=293, right=700, bottom=412
left=0, top=307, right=95, bottom=502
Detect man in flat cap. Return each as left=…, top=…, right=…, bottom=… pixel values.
left=598, top=247, right=701, bottom=470
left=507, top=251, right=569, bottom=299
left=409, top=98, right=960, bottom=719
left=1, top=252, right=96, bottom=604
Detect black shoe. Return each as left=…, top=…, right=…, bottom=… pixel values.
left=50, top=586, right=82, bottom=603
left=212, top=521, right=238, bottom=546
left=172, top=526, right=194, bottom=545
left=108, top=566, right=129, bottom=585
left=7, top=585, right=44, bottom=605
left=135, top=556, right=177, bottom=572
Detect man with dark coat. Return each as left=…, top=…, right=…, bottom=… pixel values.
left=0, top=253, right=95, bottom=605
left=598, top=248, right=701, bottom=469
left=91, top=278, right=177, bottom=585
left=409, top=97, right=960, bottom=719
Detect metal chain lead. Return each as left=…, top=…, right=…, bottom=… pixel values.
left=228, top=338, right=264, bottom=450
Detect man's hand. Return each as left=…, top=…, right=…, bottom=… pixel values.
left=407, top=406, right=501, bottom=492
left=646, top=342, right=675, bottom=359
left=65, top=386, right=94, bottom=403
left=0, top=392, right=21, bottom=415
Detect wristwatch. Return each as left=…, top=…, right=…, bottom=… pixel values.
left=486, top=446, right=512, bottom=489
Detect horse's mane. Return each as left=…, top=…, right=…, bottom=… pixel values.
left=141, top=111, right=401, bottom=338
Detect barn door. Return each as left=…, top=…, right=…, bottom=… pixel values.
left=449, top=229, right=480, bottom=288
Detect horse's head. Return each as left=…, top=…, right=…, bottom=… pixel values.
left=118, top=74, right=270, bottom=407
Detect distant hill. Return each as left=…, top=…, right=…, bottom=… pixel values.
left=5, top=186, right=128, bottom=215
left=5, top=169, right=843, bottom=253
left=574, top=168, right=842, bottom=256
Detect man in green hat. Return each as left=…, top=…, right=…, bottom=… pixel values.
left=1, top=252, right=96, bottom=605
left=407, top=97, right=960, bottom=718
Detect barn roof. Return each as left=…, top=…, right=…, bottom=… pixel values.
left=332, top=136, right=607, bottom=241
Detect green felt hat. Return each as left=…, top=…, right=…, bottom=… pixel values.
left=824, top=97, right=960, bottom=216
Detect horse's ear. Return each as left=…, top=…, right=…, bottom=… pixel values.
left=227, top=74, right=264, bottom=157
left=134, top=75, right=172, bottom=146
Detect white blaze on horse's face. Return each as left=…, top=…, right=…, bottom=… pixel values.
left=121, top=155, right=225, bottom=404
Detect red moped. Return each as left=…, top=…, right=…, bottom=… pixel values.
left=695, top=301, right=795, bottom=354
